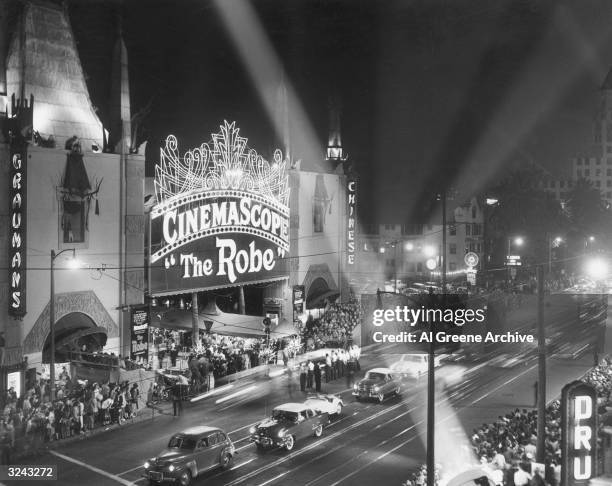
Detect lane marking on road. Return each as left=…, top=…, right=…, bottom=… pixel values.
left=118, top=464, right=143, bottom=476
left=468, top=363, right=538, bottom=405
left=49, top=450, right=134, bottom=486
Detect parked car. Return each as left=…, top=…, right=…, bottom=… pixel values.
left=143, top=426, right=235, bottom=486
left=303, top=393, right=344, bottom=417
left=389, top=354, right=442, bottom=381
left=249, top=403, right=329, bottom=451
left=352, top=368, right=402, bottom=402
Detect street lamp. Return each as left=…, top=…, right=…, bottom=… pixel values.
left=549, top=236, right=563, bottom=274
left=49, top=248, right=79, bottom=402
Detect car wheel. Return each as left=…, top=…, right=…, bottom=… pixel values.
left=335, top=403, right=343, bottom=416
left=285, top=435, right=295, bottom=451
left=313, top=424, right=323, bottom=437
left=220, top=451, right=233, bottom=470
left=378, top=392, right=385, bottom=403
left=178, top=470, right=192, bottom=486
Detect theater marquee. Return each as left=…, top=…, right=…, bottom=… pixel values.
left=149, top=121, right=290, bottom=296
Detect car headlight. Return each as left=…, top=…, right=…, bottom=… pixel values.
left=168, top=465, right=175, bottom=472
left=373, top=386, right=380, bottom=392
left=249, top=426, right=257, bottom=434
left=353, top=384, right=358, bottom=390
left=144, top=461, right=150, bottom=469
left=278, top=429, right=286, bottom=438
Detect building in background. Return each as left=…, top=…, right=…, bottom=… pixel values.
left=350, top=198, right=484, bottom=294
left=0, top=1, right=144, bottom=393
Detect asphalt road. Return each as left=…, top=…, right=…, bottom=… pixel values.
left=8, top=347, right=596, bottom=486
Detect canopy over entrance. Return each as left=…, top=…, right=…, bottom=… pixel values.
left=151, top=307, right=270, bottom=338
left=42, top=312, right=107, bottom=363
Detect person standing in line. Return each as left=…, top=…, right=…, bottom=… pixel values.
left=172, top=384, right=182, bottom=417
left=286, top=363, right=294, bottom=398
left=307, top=360, right=315, bottom=389
left=314, top=363, right=322, bottom=392
left=346, top=359, right=355, bottom=389
left=325, top=354, right=332, bottom=382
left=299, top=363, right=307, bottom=392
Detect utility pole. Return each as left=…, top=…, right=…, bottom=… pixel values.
left=441, top=190, right=447, bottom=293
left=426, top=286, right=436, bottom=486
left=536, top=264, right=546, bottom=462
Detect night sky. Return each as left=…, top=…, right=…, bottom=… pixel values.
left=68, top=0, right=612, bottom=223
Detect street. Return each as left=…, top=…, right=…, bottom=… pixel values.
left=9, top=346, right=596, bottom=486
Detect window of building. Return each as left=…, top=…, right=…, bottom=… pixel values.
left=472, top=223, right=482, bottom=235
left=466, top=224, right=471, bottom=236
left=596, top=169, right=601, bottom=176
left=416, top=262, right=423, bottom=272
left=449, top=243, right=457, bottom=254
left=471, top=206, right=476, bottom=218
left=585, top=169, right=590, bottom=176
left=608, top=180, right=612, bottom=187
left=596, top=180, right=601, bottom=187
left=607, top=169, right=612, bottom=176
left=449, top=262, right=457, bottom=271
left=449, top=224, right=456, bottom=236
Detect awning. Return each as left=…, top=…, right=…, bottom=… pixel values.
left=151, top=308, right=268, bottom=338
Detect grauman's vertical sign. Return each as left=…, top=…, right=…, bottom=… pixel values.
left=8, top=141, right=27, bottom=317
left=149, top=121, right=290, bottom=295
left=347, top=180, right=356, bottom=265
left=561, top=381, right=597, bottom=486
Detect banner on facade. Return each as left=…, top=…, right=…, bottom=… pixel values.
left=149, top=121, right=290, bottom=295
left=8, top=140, right=27, bottom=317
left=346, top=179, right=356, bottom=265
left=130, top=306, right=150, bottom=361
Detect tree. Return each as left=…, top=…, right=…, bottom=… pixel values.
left=486, top=166, right=568, bottom=269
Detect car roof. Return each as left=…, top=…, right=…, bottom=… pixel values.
left=366, top=368, right=394, bottom=374
left=177, top=426, right=222, bottom=436
left=273, top=402, right=310, bottom=413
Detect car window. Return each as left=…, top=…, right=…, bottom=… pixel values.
left=168, top=435, right=196, bottom=450
left=196, top=438, right=208, bottom=449
left=208, top=434, right=218, bottom=446
left=365, top=372, right=385, bottom=380
left=305, top=409, right=314, bottom=418
left=273, top=409, right=298, bottom=422
left=218, top=432, right=227, bottom=442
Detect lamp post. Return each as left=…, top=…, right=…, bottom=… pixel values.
left=548, top=236, right=562, bottom=274
left=506, top=236, right=524, bottom=286
left=49, top=248, right=78, bottom=402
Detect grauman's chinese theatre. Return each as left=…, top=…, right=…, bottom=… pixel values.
left=0, top=1, right=145, bottom=395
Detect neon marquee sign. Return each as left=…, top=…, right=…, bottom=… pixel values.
left=561, top=381, right=597, bottom=486
left=149, top=121, right=290, bottom=295
left=8, top=141, right=27, bottom=317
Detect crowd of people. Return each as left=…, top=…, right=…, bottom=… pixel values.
left=297, top=300, right=363, bottom=350
left=0, top=369, right=144, bottom=463
left=471, top=358, right=612, bottom=486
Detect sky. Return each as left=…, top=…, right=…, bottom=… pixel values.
left=68, top=0, right=612, bottom=223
